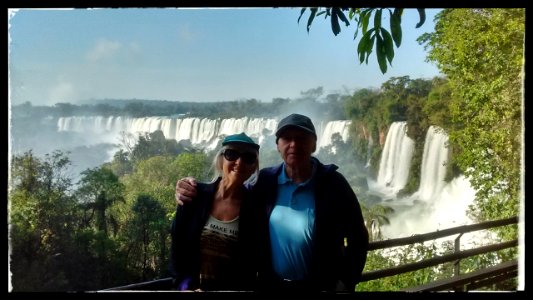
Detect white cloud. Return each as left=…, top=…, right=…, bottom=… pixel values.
left=86, top=39, right=122, bottom=62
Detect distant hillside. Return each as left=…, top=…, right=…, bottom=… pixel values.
left=13, top=90, right=349, bottom=121
left=78, top=98, right=202, bottom=109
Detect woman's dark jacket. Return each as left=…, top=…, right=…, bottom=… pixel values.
left=253, top=157, right=369, bottom=292
left=168, top=177, right=258, bottom=291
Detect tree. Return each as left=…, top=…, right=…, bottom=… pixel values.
left=9, top=150, right=78, bottom=291
left=119, top=153, right=209, bottom=280
left=344, top=88, right=383, bottom=172
left=419, top=9, right=524, bottom=235
left=299, top=8, right=426, bottom=73
left=127, top=194, right=167, bottom=281
left=55, top=102, right=79, bottom=116
left=105, top=149, right=133, bottom=177
left=361, top=204, right=395, bottom=242
left=76, top=167, right=125, bottom=236
left=130, top=130, right=184, bottom=163
left=123, top=153, right=209, bottom=217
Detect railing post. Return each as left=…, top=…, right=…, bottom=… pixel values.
left=453, top=233, right=464, bottom=291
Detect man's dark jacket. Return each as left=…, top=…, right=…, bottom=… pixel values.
left=252, top=157, right=369, bottom=292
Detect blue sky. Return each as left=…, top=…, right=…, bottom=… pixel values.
left=8, top=8, right=442, bottom=106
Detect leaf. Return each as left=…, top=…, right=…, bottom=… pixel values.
left=359, top=48, right=366, bottom=64
left=361, top=9, right=372, bottom=34
left=354, top=13, right=363, bottom=40
left=364, top=28, right=376, bottom=53
left=357, top=29, right=375, bottom=64
left=307, top=8, right=318, bottom=32
left=349, top=8, right=355, bottom=20
left=297, top=8, right=306, bottom=24
left=337, top=8, right=350, bottom=26
left=376, top=34, right=387, bottom=73
left=415, top=8, right=426, bottom=28
left=374, top=9, right=382, bottom=30
left=331, top=8, right=341, bottom=36
left=357, top=31, right=371, bottom=63
left=390, top=9, right=402, bottom=47
left=393, top=7, right=403, bottom=17
left=380, top=28, right=395, bottom=63
left=366, top=34, right=376, bottom=64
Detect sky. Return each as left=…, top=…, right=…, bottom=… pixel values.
left=8, top=8, right=443, bottom=106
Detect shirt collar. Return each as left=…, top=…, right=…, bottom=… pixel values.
left=277, top=159, right=317, bottom=185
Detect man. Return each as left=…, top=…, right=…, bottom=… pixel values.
left=175, top=113, right=369, bottom=292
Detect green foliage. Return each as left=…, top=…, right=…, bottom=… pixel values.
left=77, top=167, right=125, bottom=236
left=105, top=149, right=133, bottom=177
left=366, top=146, right=382, bottom=179
left=9, top=148, right=212, bottom=290
left=344, top=87, right=384, bottom=172
left=398, top=141, right=423, bottom=196
left=130, top=130, right=186, bottom=163
left=357, top=242, right=441, bottom=291
left=360, top=203, right=394, bottom=242
left=125, top=194, right=168, bottom=281
left=299, top=8, right=426, bottom=73
left=344, top=76, right=439, bottom=184
left=122, top=153, right=209, bottom=219
left=173, top=152, right=211, bottom=182
left=423, top=77, right=454, bottom=130
left=420, top=9, right=523, bottom=234
left=9, top=150, right=78, bottom=291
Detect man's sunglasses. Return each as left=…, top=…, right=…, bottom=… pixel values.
left=222, top=149, right=257, bottom=165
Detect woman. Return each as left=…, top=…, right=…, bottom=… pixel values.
left=168, top=132, right=260, bottom=291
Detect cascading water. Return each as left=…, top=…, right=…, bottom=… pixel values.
left=315, top=120, right=351, bottom=154
left=415, top=126, right=449, bottom=202
left=369, top=121, right=414, bottom=199
left=369, top=122, right=480, bottom=241
left=57, top=115, right=352, bottom=152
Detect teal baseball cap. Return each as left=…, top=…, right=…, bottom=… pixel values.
left=222, top=132, right=260, bottom=150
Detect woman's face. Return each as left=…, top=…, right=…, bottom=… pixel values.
left=221, top=144, right=258, bottom=183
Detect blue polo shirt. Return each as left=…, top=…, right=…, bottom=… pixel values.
left=269, top=161, right=316, bottom=280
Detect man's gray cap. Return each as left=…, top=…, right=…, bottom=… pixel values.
left=275, top=113, right=317, bottom=139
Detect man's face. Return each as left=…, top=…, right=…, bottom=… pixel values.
left=276, top=127, right=316, bottom=167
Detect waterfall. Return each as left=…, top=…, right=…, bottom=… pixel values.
left=56, top=116, right=351, bottom=152
left=365, top=134, right=374, bottom=168
left=316, top=120, right=351, bottom=153
left=414, top=126, right=449, bottom=201
left=374, top=121, right=415, bottom=196
left=372, top=124, right=478, bottom=238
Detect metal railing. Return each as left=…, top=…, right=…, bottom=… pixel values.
left=359, top=216, right=519, bottom=291
left=100, top=216, right=519, bottom=292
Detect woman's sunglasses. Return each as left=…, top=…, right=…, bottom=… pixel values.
left=222, top=149, right=257, bottom=165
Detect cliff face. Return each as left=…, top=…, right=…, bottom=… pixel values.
left=379, top=128, right=387, bottom=147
